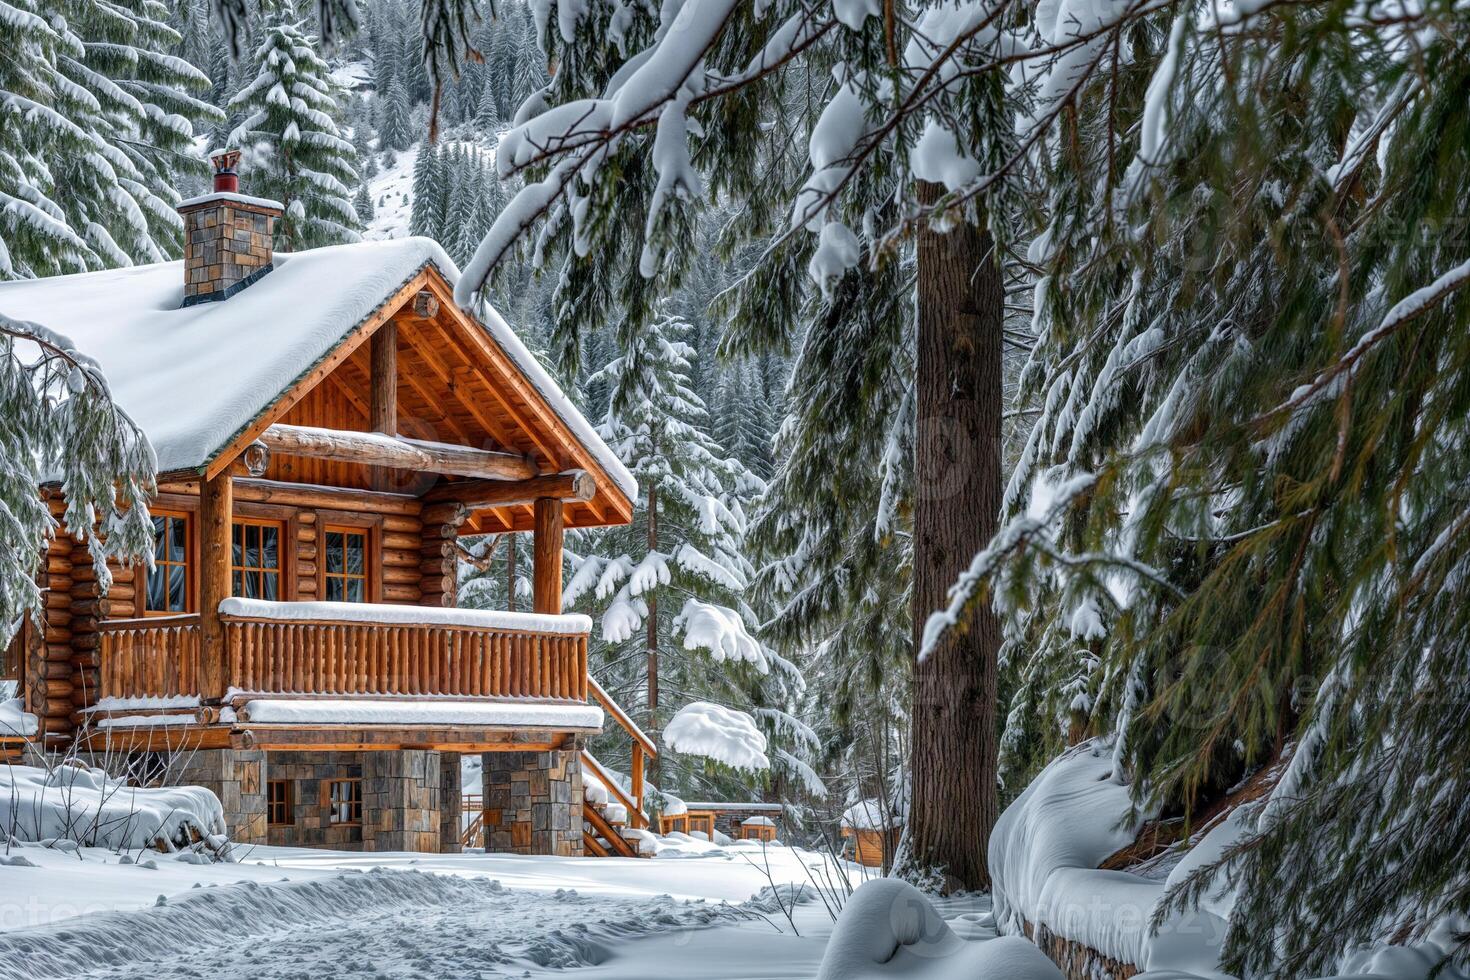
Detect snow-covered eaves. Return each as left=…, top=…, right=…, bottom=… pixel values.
left=0, top=237, right=636, bottom=505
left=237, top=697, right=604, bottom=730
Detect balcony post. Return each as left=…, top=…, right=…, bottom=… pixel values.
left=198, top=469, right=233, bottom=701
left=532, top=497, right=564, bottom=614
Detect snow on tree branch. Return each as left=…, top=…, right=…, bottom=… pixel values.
left=0, top=314, right=156, bottom=642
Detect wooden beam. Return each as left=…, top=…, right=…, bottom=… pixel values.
left=370, top=321, right=397, bottom=435
left=418, top=274, right=635, bottom=525
left=424, top=471, right=595, bottom=509
left=158, top=477, right=424, bottom=515
left=533, top=496, right=564, bottom=614
left=412, top=290, right=440, bottom=319
left=260, top=423, right=535, bottom=481
left=240, top=441, right=270, bottom=477
left=204, top=270, right=433, bottom=481
left=198, top=470, right=232, bottom=701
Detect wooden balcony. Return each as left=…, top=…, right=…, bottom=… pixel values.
left=97, top=601, right=590, bottom=707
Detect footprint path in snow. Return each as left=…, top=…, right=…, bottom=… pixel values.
left=0, top=868, right=738, bottom=980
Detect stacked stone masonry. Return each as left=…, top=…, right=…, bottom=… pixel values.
left=481, top=745, right=584, bottom=857
left=173, top=748, right=269, bottom=846
left=181, top=203, right=276, bottom=302
left=102, top=747, right=582, bottom=856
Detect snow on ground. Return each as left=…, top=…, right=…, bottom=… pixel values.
left=0, top=833, right=998, bottom=980
left=364, top=142, right=417, bottom=239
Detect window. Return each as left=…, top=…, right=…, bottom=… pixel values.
left=145, top=512, right=192, bottom=614
left=267, top=780, right=294, bottom=826
left=322, top=528, right=369, bottom=602
left=326, top=779, right=362, bottom=825
left=232, top=519, right=282, bottom=599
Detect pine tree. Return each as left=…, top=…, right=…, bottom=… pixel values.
left=408, top=140, right=443, bottom=239
left=453, top=0, right=1018, bottom=890
left=377, top=78, right=414, bottom=152
left=353, top=183, right=375, bottom=224
left=563, top=312, right=810, bottom=798
left=508, top=19, right=543, bottom=113
left=475, top=77, right=500, bottom=131
left=351, top=119, right=378, bottom=180
left=0, top=0, right=223, bottom=278
left=228, top=22, right=361, bottom=250
left=0, top=314, right=156, bottom=644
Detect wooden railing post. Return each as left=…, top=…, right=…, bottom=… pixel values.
left=198, top=469, right=233, bottom=701
left=630, top=742, right=645, bottom=830
left=532, top=497, right=564, bottom=614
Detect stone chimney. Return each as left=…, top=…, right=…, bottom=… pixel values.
left=177, top=149, right=283, bottom=307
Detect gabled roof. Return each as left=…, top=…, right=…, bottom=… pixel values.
left=0, top=238, right=636, bottom=525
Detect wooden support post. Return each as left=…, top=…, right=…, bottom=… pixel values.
left=370, top=321, right=397, bottom=435
left=630, top=742, right=645, bottom=830
left=198, top=469, right=233, bottom=701
left=532, top=497, right=563, bottom=615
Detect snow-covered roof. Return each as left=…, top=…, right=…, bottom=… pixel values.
left=0, top=238, right=636, bottom=502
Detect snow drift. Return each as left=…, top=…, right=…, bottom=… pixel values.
left=989, top=739, right=1470, bottom=980
left=1, top=765, right=226, bottom=852
left=817, top=878, right=1063, bottom=980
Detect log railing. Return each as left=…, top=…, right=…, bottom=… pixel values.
left=222, top=615, right=588, bottom=700
left=98, top=615, right=203, bottom=700
left=96, top=611, right=588, bottom=704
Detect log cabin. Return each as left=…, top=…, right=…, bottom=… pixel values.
left=0, top=151, right=658, bottom=856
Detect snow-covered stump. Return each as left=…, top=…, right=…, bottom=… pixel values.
left=1026, top=922, right=1140, bottom=980
left=481, top=744, right=584, bottom=857
left=173, top=749, right=269, bottom=846
left=362, top=750, right=443, bottom=853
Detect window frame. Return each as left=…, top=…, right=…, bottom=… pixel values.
left=320, top=523, right=375, bottom=603
left=324, top=778, right=363, bottom=826
left=231, top=516, right=286, bottom=601
left=266, top=779, right=294, bottom=827
left=143, top=509, right=195, bottom=616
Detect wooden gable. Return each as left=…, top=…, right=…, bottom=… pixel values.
left=207, top=266, right=633, bottom=534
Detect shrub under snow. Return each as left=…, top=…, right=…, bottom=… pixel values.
left=1, top=764, right=227, bottom=853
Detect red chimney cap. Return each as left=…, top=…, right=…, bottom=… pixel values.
left=210, top=148, right=241, bottom=194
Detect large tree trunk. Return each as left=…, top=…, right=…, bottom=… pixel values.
left=908, top=180, right=1002, bottom=892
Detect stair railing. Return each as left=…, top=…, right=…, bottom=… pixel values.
left=586, top=676, right=657, bottom=829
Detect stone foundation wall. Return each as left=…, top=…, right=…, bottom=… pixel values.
left=267, top=751, right=365, bottom=849
left=174, top=748, right=269, bottom=845
left=482, top=745, right=583, bottom=856
left=360, top=750, right=440, bottom=852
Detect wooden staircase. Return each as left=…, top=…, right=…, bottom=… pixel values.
left=579, top=677, right=658, bottom=858
left=461, top=677, right=658, bottom=857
